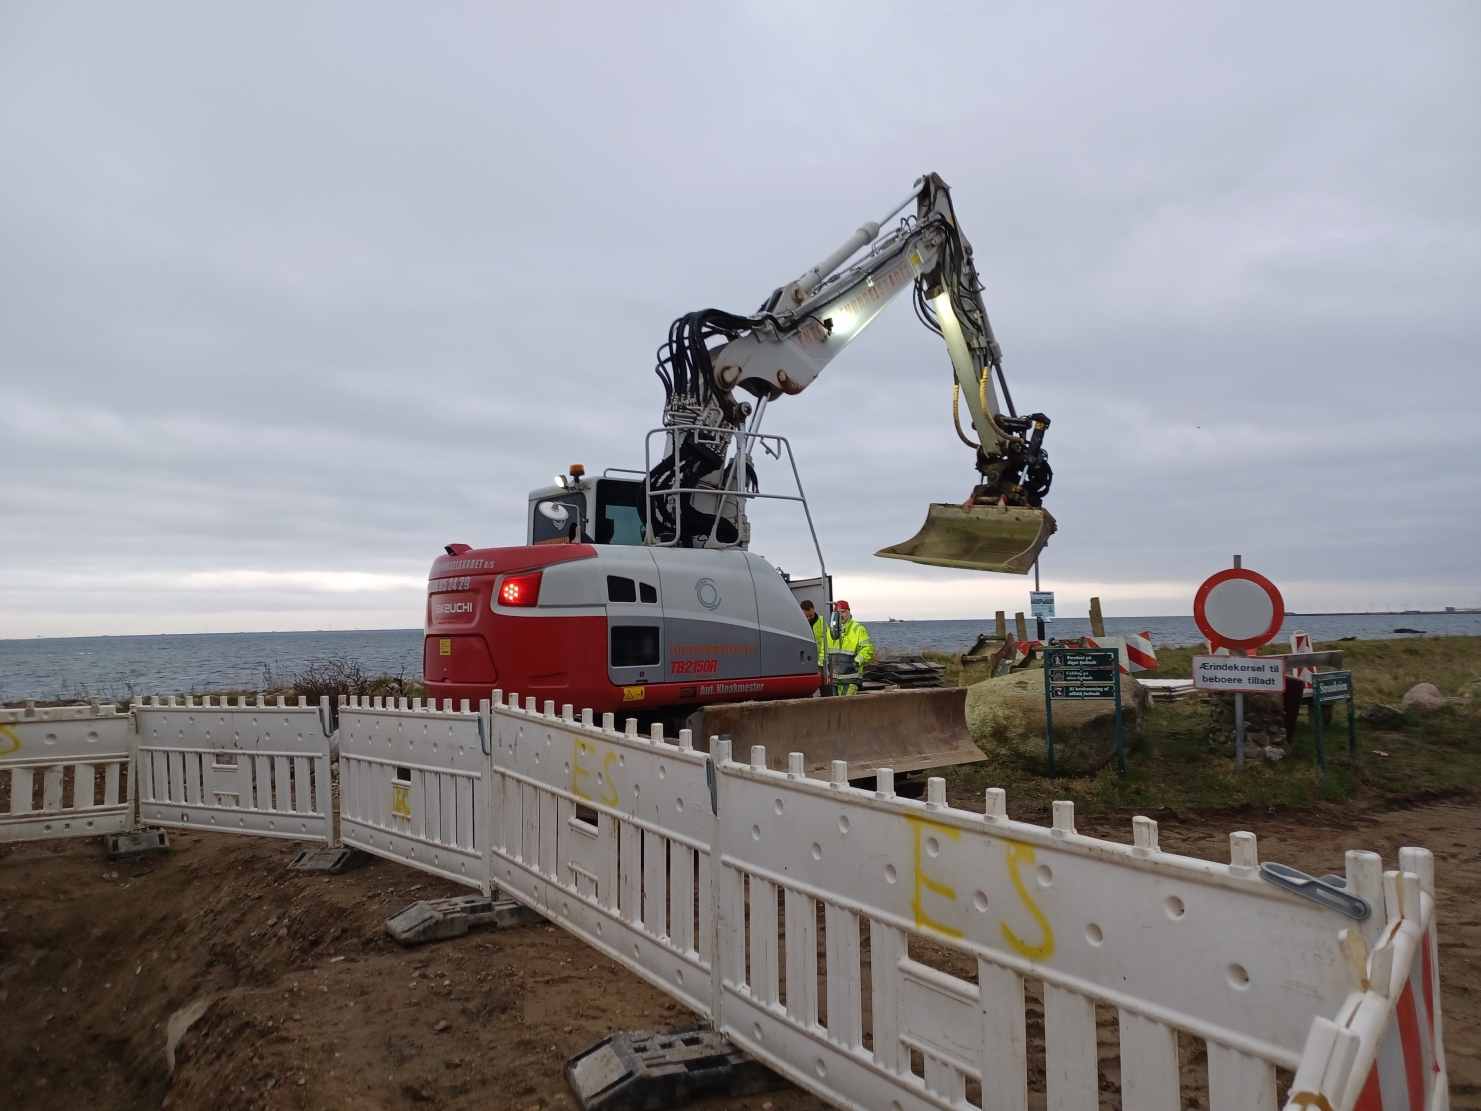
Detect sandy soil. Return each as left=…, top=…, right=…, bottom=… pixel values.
left=1, top=796, right=1476, bottom=1111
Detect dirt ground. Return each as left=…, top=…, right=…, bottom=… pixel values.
left=1, top=795, right=1477, bottom=1111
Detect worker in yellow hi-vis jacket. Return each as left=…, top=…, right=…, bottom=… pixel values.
left=800, top=599, right=827, bottom=668
left=824, top=600, right=873, bottom=695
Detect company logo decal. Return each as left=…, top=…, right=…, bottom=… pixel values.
left=695, top=578, right=721, bottom=611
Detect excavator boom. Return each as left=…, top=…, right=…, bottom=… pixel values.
left=650, top=173, right=1055, bottom=574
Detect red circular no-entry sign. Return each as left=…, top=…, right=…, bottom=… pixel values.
left=1194, top=568, right=1285, bottom=652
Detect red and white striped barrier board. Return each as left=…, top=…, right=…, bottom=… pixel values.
left=1284, top=852, right=1448, bottom=1111
left=1290, top=630, right=1316, bottom=689
left=1126, top=630, right=1157, bottom=671
left=1084, top=633, right=1157, bottom=674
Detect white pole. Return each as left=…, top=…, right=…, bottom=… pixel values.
left=1232, top=554, right=1245, bottom=770
left=1235, top=692, right=1246, bottom=771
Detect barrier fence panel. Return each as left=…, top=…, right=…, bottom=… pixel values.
left=338, top=696, right=491, bottom=894
left=1284, top=848, right=1447, bottom=1111
left=0, top=704, right=134, bottom=843
left=134, top=694, right=332, bottom=845
left=484, top=693, right=718, bottom=1020
left=708, top=742, right=1404, bottom=1111
left=351, top=693, right=1447, bottom=1111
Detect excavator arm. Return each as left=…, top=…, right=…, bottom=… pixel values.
left=650, top=173, right=1056, bottom=573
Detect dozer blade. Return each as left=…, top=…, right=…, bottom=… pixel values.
left=875, top=503, right=1057, bottom=575
left=687, top=688, right=982, bottom=778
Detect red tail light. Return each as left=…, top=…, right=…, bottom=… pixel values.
left=498, top=571, right=541, bottom=607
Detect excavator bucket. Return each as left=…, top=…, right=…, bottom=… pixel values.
left=874, top=503, right=1057, bottom=575
left=687, top=688, right=982, bottom=779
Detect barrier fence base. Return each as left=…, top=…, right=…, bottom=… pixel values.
left=384, top=892, right=543, bottom=947
left=104, top=829, right=170, bottom=860
left=565, top=1026, right=785, bottom=1111
left=289, top=847, right=371, bottom=875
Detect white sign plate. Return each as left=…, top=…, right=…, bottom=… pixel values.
left=1191, top=655, right=1286, bottom=692
left=1030, top=591, right=1055, bottom=618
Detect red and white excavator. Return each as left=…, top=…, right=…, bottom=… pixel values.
left=423, top=174, right=1055, bottom=780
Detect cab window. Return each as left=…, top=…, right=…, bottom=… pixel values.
left=532, top=496, right=588, bottom=544
left=596, top=479, right=645, bottom=545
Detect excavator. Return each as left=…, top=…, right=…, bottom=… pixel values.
left=424, top=173, right=1055, bottom=784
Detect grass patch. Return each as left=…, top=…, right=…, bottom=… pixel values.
left=943, top=635, right=1481, bottom=816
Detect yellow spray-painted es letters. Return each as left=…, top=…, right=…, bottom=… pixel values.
left=572, top=739, right=619, bottom=807
left=907, top=816, right=963, bottom=938
left=1000, top=840, right=1055, bottom=960
left=391, top=783, right=412, bottom=820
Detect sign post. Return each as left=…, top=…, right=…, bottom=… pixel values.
left=1043, top=646, right=1123, bottom=779
left=1192, top=557, right=1285, bottom=771
left=1310, top=670, right=1356, bottom=778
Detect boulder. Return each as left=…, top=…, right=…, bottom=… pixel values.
left=1401, top=683, right=1447, bottom=713
left=1357, top=702, right=1404, bottom=725
left=965, top=668, right=1147, bottom=777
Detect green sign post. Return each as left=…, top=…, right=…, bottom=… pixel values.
left=1043, top=647, right=1124, bottom=778
left=1310, top=669, right=1356, bottom=778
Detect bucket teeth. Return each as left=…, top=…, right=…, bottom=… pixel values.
left=875, top=503, right=1056, bottom=575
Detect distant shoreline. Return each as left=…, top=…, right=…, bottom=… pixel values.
left=4, top=610, right=1481, bottom=643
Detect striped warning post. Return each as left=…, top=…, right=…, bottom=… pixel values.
left=1290, top=630, right=1316, bottom=689
left=1125, top=631, right=1157, bottom=672
left=1083, top=634, right=1156, bottom=674
left=1352, top=926, right=1441, bottom=1111
left=1284, top=861, right=1447, bottom=1111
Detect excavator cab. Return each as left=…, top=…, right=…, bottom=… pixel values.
left=528, top=469, right=648, bottom=546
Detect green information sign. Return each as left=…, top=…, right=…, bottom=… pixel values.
left=1313, top=671, right=1353, bottom=703
left=1049, top=667, right=1118, bottom=686
left=1051, top=684, right=1117, bottom=699
left=1043, top=647, right=1125, bottom=778
left=1310, top=669, right=1357, bottom=775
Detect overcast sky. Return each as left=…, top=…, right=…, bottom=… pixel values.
left=1, top=2, right=1477, bottom=637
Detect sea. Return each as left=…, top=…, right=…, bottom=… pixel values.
left=3, top=612, right=1478, bottom=704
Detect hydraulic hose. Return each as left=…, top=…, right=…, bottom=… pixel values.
left=951, top=382, right=980, bottom=449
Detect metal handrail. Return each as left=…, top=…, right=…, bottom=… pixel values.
left=642, top=422, right=833, bottom=682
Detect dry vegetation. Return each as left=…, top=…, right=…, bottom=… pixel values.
left=941, top=635, right=1481, bottom=816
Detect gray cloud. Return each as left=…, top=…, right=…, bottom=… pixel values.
left=2, top=2, right=1478, bottom=634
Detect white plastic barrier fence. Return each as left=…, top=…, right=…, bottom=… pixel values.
left=323, top=689, right=1459, bottom=1111
left=1284, top=849, right=1447, bottom=1111
left=134, top=694, right=333, bottom=845
left=338, top=696, right=492, bottom=894
left=462, top=695, right=1448, bottom=1111
left=714, top=742, right=1388, bottom=1111
left=0, top=703, right=134, bottom=843
left=484, top=693, right=718, bottom=1018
